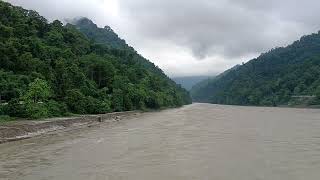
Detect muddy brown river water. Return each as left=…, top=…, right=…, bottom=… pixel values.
left=1, top=103, right=320, bottom=180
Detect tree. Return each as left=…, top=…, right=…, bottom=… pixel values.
left=65, top=89, right=87, bottom=114
left=80, top=54, right=115, bottom=88
left=112, top=89, right=124, bottom=112
left=25, top=78, right=51, bottom=103
left=21, top=78, right=52, bottom=119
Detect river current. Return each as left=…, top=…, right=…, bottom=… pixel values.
left=1, top=103, right=320, bottom=180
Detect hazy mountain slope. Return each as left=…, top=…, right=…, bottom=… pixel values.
left=0, top=1, right=191, bottom=119
left=190, top=65, right=240, bottom=101
left=172, top=76, right=210, bottom=90
left=67, top=17, right=165, bottom=75
left=69, top=17, right=129, bottom=50
left=191, top=33, right=320, bottom=106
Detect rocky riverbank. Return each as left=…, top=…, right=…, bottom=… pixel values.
left=0, top=111, right=140, bottom=144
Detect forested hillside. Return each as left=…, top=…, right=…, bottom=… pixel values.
left=0, top=1, right=191, bottom=120
left=191, top=65, right=239, bottom=101
left=68, top=17, right=167, bottom=75
left=191, top=33, right=320, bottom=106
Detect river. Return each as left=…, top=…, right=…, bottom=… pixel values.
left=1, top=103, right=320, bottom=180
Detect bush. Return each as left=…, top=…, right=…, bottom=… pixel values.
left=112, top=89, right=124, bottom=112
left=123, top=95, right=134, bottom=111
left=98, top=100, right=112, bottom=113
left=0, top=115, right=14, bottom=122
left=85, top=96, right=100, bottom=114
left=7, top=99, right=26, bottom=117
left=46, top=100, right=68, bottom=117
left=138, top=101, right=146, bottom=110
left=85, top=97, right=112, bottom=114
left=25, top=102, right=49, bottom=119
left=65, top=89, right=87, bottom=114
left=145, top=91, right=161, bottom=109
left=0, top=104, right=8, bottom=115
left=316, top=86, right=320, bottom=100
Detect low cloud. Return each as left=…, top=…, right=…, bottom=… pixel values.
left=117, top=0, right=320, bottom=59
left=5, top=0, right=320, bottom=76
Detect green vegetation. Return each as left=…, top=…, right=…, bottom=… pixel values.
left=191, top=33, right=320, bottom=107
left=69, top=17, right=130, bottom=50
left=0, top=1, right=191, bottom=120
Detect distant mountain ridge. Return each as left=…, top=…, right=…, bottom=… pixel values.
left=190, top=65, right=239, bottom=101
left=191, top=32, right=320, bottom=106
left=173, top=76, right=210, bottom=90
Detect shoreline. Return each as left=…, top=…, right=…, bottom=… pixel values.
left=0, top=111, right=141, bottom=144
left=192, top=102, right=320, bottom=109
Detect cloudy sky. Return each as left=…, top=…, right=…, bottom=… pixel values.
left=5, top=0, right=320, bottom=77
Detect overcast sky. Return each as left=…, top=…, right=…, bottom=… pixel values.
left=5, top=0, right=320, bottom=77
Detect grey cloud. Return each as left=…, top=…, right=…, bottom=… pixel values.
left=117, top=0, right=320, bottom=59
left=4, top=0, right=320, bottom=76
left=5, top=0, right=116, bottom=26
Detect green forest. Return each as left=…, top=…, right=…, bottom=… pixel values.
left=191, top=32, right=320, bottom=106
left=0, top=1, right=191, bottom=120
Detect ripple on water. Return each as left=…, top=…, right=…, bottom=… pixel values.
left=1, top=104, right=320, bottom=180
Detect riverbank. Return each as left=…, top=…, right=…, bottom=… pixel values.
left=0, top=111, right=141, bottom=144
left=193, top=102, right=320, bottom=109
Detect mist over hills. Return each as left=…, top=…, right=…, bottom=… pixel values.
left=67, top=17, right=130, bottom=50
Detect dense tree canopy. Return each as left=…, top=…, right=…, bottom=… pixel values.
left=0, top=1, right=191, bottom=119
left=191, top=33, right=320, bottom=106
